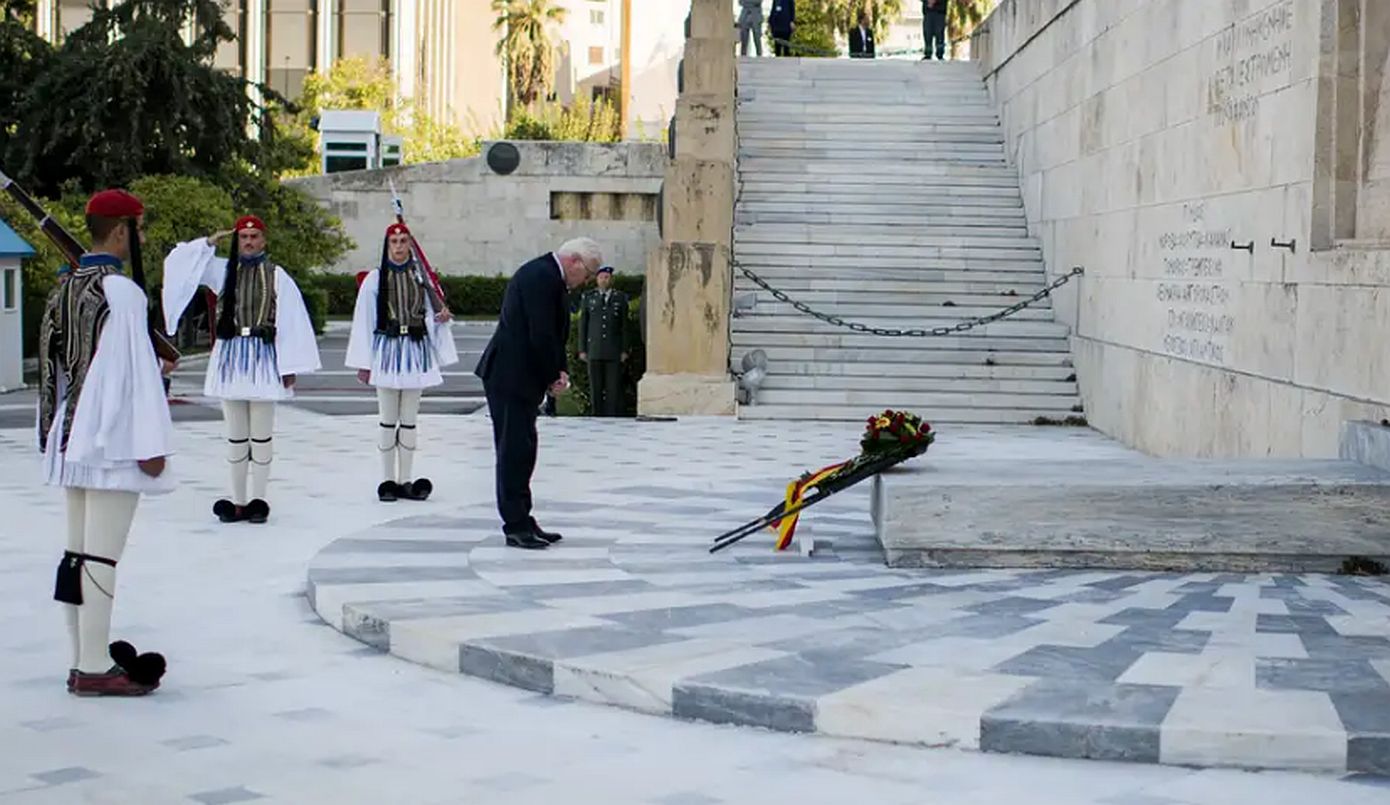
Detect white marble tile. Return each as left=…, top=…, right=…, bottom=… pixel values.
left=1119, top=651, right=1254, bottom=689
left=1161, top=688, right=1348, bottom=771
left=817, top=666, right=1034, bottom=750
left=311, top=580, right=501, bottom=629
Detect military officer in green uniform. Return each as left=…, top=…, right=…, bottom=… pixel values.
left=579, top=265, right=628, bottom=417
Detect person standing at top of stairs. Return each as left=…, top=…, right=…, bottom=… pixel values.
left=738, top=0, right=764, bottom=57
left=923, top=0, right=948, bottom=61
left=769, top=1, right=795, bottom=57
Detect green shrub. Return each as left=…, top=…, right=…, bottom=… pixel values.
left=300, top=283, right=329, bottom=335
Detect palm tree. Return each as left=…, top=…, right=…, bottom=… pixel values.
left=491, top=0, right=566, bottom=115
left=948, top=0, right=998, bottom=59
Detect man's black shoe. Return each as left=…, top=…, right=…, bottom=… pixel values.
left=530, top=522, right=562, bottom=544
left=505, top=530, right=548, bottom=550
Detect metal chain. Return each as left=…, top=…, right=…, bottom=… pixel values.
left=735, top=263, right=1083, bottom=337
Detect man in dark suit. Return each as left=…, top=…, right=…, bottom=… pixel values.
left=769, top=0, right=795, bottom=57
left=475, top=238, right=602, bottom=549
left=849, top=11, right=875, bottom=59
left=923, top=0, right=949, bottom=61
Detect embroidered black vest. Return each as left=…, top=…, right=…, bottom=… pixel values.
left=375, top=263, right=428, bottom=341
left=38, top=258, right=122, bottom=452
left=216, top=256, right=278, bottom=342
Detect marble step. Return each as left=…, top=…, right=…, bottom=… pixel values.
left=737, top=404, right=1075, bottom=423
left=733, top=318, right=1070, bottom=340
left=742, top=300, right=1055, bottom=321
left=739, top=211, right=1034, bottom=229
left=736, top=211, right=1028, bottom=229
left=738, top=171, right=1020, bottom=188
left=731, top=330, right=1073, bottom=352
left=733, top=279, right=1049, bottom=296
left=738, top=191, right=1024, bottom=209
left=752, top=388, right=1081, bottom=410
left=739, top=146, right=1007, bottom=161
left=739, top=130, right=1005, bottom=144
left=736, top=225, right=1039, bottom=248
left=728, top=344, right=1074, bottom=366
left=731, top=358, right=1078, bottom=381
left=753, top=374, right=1077, bottom=395
left=738, top=111, right=1001, bottom=126
left=735, top=243, right=1043, bottom=262
left=737, top=261, right=1048, bottom=279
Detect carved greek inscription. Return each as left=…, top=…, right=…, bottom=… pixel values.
left=1207, top=1, right=1294, bottom=124
left=1157, top=204, right=1235, bottom=365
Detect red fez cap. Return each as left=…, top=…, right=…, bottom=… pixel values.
left=85, top=189, right=144, bottom=218
left=385, top=222, right=411, bottom=237
left=234, top=215, right=266, bottom=233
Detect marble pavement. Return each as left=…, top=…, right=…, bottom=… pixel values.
left=2, top=409, right=1389, bottom=803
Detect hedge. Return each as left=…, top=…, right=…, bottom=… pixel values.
left=317, top=271, right=645, bottom=321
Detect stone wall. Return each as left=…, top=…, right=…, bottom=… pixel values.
left=973, top=0, right=1390, bottom=458
left=290, top=141, right=665, bottom=278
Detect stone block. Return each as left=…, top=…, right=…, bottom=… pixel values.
left=642, top=241, right=732, bottom=378
left=872, top=456, right=1390, bottom=572
left=1339, top=420, right=1390, bottom=472
left=637, top=372, right=736, bottom=416
left=672, top=95, right=736, bottom=163
left=681, top=38, right=736, bottom=98
left=687, top=0, right=734, bottom=42
left=661, top=158, right=735, bottom=246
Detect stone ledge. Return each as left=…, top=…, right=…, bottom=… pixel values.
left=874, top=458, right=1390, bottom=572
left=1340, top=420, right=1390, bottom=472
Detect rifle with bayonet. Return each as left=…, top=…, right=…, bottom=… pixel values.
left=0, top=169, right=181, bottom=366
left=388, top=178, right=449, bottom=315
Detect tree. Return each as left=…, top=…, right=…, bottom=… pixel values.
left=277, top=56, right=481, bottom=176
left=0, top=0, right=51, bottom=162
left=4, top=0, right=266, bottom=196
left=491, top=0, right=566, bottom=113
left=782, top=0, right=907, bottom=57
left=948, top=0, right=999, bottom=58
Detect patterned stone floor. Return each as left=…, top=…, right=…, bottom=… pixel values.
left=307, top=420, right=1390, bottom=776
left=3, top=407, right=1389, bottom=802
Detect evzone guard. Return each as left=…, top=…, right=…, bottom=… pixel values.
left=346, top=222, right=457, bottom=502
left=162, top=216, right=321, bottom=524
left=38, top=189, right=174, bottom=695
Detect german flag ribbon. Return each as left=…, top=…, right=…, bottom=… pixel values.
left=770, top=460, right=851, bottom=550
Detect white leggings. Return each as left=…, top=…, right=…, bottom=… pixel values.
left=224, top=400, right=276, bottom=505
left=63, top=488, right=139, bottom=673
left=378, top=388, right=422, bottom=483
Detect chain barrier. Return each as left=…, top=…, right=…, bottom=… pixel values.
left=735, top=263, right=1083, bottom=337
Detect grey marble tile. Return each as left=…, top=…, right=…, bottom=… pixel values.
left=1257, top=614, right=1339, bottom=635
left=31, top=767, right=100, bottom=785
left=1348, top=736, right=1390, bottom=775
left=1301, top=634, right=1390, bottom=661
left=652, top=792, right=724, bottom=805
left=931, top=613, right=1044, bottom=639
left=470, top=771, right=550, bottom=791
left=348, top=595, right=523, bottom=623
left=471, top=557, right=618, bottom=571
left=993, top=644, right=1142, bottom=682
left=1257, top=658, right=1390, bottom=693
left=308, top=565, right=476, bottom=584
left=272, top=707, right=334, bottom=722
left=1087, top=575, right=1153, bottom=592
left=458, top=644, right=554, bottom=693
left=1165, top=593, right=1234, bottom=613
left=317, top=753, right=380, bottom=769
left=19, top=717, right=82, bottom=732
left=682, top=653, right=905, bottom=698
left=473, top=625, right=683, bottom=661
left=980, top=681, right=1180, bottom=764
left=1055, top=588, right=1133, bottom=604
left=506, top=579, right=659, bottom=599
left=1105, top=626, right=1210, bottom=655
left=1100, top=608, right=1192, bottom=629
left=963, top=596, right=1065, bottom=616
left=320, top=538, right=476, bottom=554
left=1284, top=598, right=1351, bottom=617
left=161, top=735, right=229, bottom=751
left=763, top=625, right=929, bottom=658
left=672, top=683, right=814, bottom=732
left=848, top=581, right=955, bottom=601
left=604, top=604, right=759, bottom=630
left=190, top=787, right=265, bottom=804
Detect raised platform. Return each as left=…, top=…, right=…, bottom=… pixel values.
left=874, top=457, right=1390, bottom=573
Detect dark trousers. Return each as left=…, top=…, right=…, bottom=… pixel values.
left=924, top=14, right=947, bottom=59
left=588, top=359, right=622, bottom=417
left=772, top=27, right=792, bottom=56
left=485, top=383, right=540, bottom=534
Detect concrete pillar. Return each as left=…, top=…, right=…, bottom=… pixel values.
left=636, top=0, right=737, bottom=416
left=318, top=0, right=339, bottom=72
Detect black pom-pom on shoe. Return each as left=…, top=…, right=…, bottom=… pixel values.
left=377, top=481, right=398, bottom=502
left=213, top=499, right=244, bottom=523
left=109, top=640, right=166, bottom=686
left=245, top=499, right=270, bottom=524
left=400, top=478, right=433, bottom=501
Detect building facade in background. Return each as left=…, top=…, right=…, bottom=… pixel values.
left=31, top=0, right=682, bottom=142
